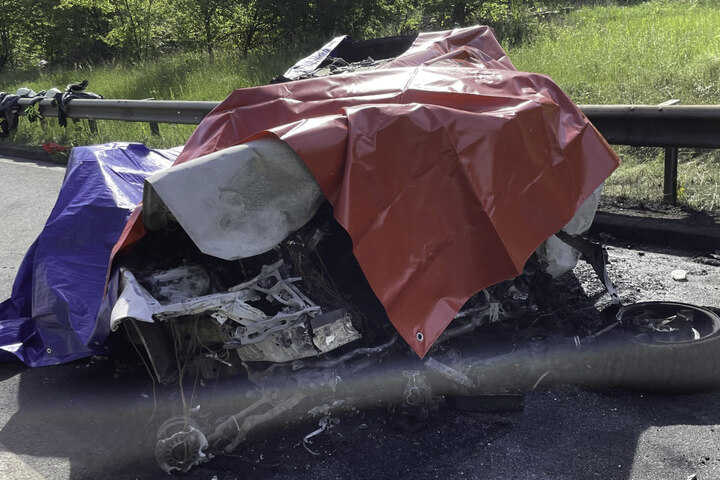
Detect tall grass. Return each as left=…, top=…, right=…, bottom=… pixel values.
left=508, top=0, right=720, bottom=210
left=509, top=0, right=720, bottom=105
left=0, top=48, right=297, bottom=149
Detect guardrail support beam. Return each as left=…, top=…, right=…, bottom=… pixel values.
left=10, top=99, right=720, bottom=206
left=663, top=147, right=678, bottom=204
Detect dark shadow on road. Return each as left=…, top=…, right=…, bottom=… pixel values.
left=0, top=358, right=172, bottom=480
left=1, top=267, right=719, bottom=479
left=2, top=336, right=720, bottom=480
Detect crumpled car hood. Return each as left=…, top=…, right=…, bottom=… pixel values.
left=115, top=26, right=620, bottom=357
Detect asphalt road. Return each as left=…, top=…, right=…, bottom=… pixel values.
left=1, top=154, right=720, bottom=480
left=0, top=156, right=65, bottom=300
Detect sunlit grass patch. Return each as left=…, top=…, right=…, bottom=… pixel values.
left=509, top=0, right=720, bottom=211
left=509, top=0, right=720, bottom=106
left=0, top=48, right=297, bottom=149
left=1, top=0, right=719, bottom=210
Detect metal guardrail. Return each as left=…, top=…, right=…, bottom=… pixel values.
left=582, top=104, right=720, bottom=148
left=15, top=98, right=720, bottom=204
left=581, top=104, right=720, bottom=204
left=17, top=98, right=217, bottom=124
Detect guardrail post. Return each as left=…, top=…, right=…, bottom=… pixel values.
left=149, top=122, right=160, bottom=135
left=663, top=147, right=678, bottom=204
left=88, top=119, right=98, bottom=133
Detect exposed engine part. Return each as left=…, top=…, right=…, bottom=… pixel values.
left=114, top=258, right=363, bottom=368
left=146, top=265, right=210, bottom=304
left=155, top=417, right=210, bottom=474
left=208, top=392, right=310, bottom=453
left=291, top=334, right=397, bottom=371
left=221, top=261, right=362, bottom=362
left=433, top=290, right=501, bottom=346
left=230, top=321, right=318, bottom=362
left=555, top=231, right=619, bottom=303
left=311, top=309, right=362, bottom=353
left=424, top=357, right=476, bottom=391
left=303, top=416, right=337, bottom=456
left=395, top=370, right=437, bottom=430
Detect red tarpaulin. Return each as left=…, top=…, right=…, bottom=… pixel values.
left=113, top=26, right=620, bottom=357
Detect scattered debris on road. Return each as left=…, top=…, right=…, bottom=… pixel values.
left=672, top=269, right=689, bottom=281
left=2, top=26, right=719, bottom=476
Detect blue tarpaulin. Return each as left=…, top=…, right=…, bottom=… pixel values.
left=0, top=143, right=178, bottom=366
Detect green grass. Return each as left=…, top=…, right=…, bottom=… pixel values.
left=509, top=0, right=720, bottom=105
left=1, top=0, right=719, bottom=210
left=602, top=147, right=720, bottom=211
left=507, top=0, right=720, bottom=210
left=0, top=48, right=296, bottom=149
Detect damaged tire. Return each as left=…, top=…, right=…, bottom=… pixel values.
left=595, top=302, right=720, bottom=392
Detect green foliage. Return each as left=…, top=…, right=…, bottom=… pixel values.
left=509, top=0, right=720, bottom=210
left=0, top=47, right=299, bottom=149
left=509, top=0, right=720, bottom=105
left=479, top=1, right=540, bottom=45
left=416, top=0, right=540, bottom=44
left=1, top=0, right=549, bottom=71
left=0, top=0, right=21, bottom=69
left=60, top=0, right=175, bottom=61
left=0, top=0, right=114, bottom=70
left=1, top=0, right=719, bottom=209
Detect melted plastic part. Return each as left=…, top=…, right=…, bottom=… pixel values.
left=143, top=137, right=323, bottom=260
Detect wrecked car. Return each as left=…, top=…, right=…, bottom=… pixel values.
left=3, top=26, right=718, bottom=474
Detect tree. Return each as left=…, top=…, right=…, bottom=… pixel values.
left=420, top=0, right=484, bottom=28
left=61, top=0, right=170, bottom=61
left=0, top=1, right=16, bottom=70
left=1, top=0, right=542, bottom=71
left=0, top=0, right=36, bottom=71
left=173, top=0, right=237, bottom=58
left=224, top=0, right=289, bottom=56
